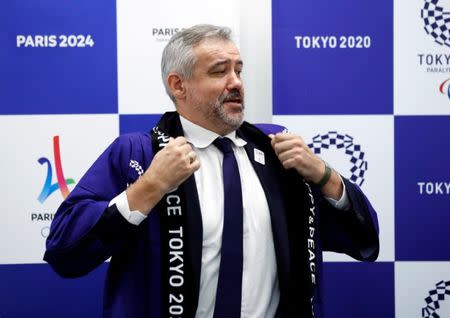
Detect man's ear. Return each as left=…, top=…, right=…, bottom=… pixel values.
left=167, top=73, right=186, bottom=100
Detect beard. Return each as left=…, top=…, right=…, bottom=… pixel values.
left=188, top=88, right=245, bottom=134
left=210, top=89, right=245, bottom=131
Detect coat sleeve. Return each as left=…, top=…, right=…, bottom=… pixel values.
left=318, top=177, right=380, bottom=261
left=43, top=134, right=151, bottom=278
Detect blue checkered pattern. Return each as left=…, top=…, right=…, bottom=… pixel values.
left=421, top=0, right=450, bottom=47
left=308, top=132, right=368, bottom=186
left=422, top=281, right=450, bottom=318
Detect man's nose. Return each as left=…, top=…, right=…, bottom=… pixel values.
left=226, top=71, right=243, bottom=91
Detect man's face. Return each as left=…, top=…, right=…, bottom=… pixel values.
left=183, top=38, right=244, bottom=134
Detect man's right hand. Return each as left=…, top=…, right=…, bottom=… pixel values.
left=126, top=137, right=200, bottom=215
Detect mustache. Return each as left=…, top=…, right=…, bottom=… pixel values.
left=220, top=89, right=243, bottom=103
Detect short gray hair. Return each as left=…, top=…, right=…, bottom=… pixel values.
left=161, top=24, right=233, bottom=102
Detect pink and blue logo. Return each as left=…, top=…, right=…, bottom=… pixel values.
left=37, top=136, right=75, bottom=203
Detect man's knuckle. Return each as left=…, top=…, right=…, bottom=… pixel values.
left=174, top=148, right=184, bottom=157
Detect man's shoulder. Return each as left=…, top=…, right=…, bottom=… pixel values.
left=105, top=132, right=154, bottom=166
left=114, top=132, right=152, bottom=146
left=250, top=122, right=288, bottom=136
left=238, top=122, right=287, bottom=145
left=110, top=132, right=153, bottom=153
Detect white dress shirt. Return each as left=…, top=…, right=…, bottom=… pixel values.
left=110, top=116, right=350, bottom=318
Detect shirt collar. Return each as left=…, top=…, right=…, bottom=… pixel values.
left=179, top=115, right=247, bottom=149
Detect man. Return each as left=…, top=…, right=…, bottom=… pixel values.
left=44, top=24, right=379, bottom=318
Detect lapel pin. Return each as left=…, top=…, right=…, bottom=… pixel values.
left=254, top=148, right=265, bottom=165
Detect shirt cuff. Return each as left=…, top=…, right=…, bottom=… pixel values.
left=324, top=175, right=351, bottom=211
left=108, top=190, right=147, bottom=225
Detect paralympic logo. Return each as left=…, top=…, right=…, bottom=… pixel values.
left=37, top=136, right=75, bottom=203
left=439, top=78, right=450, bottom=99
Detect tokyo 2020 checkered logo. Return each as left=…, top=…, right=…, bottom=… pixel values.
left=422, top=281, right=450, bottom=318
left=421, top=0, right=450, bottom=47
left=308, top=131, right=368, bottom=186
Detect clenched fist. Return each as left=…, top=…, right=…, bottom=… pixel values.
left=126, top=137, right=200, bottom=214
left=270, top=133, right=324, bottom=183
left=270, top=132, right=343, bottom=200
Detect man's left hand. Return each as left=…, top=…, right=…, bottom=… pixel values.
left=270, top=133, right=324, bottom=183
left=270, top=132, right=343, bottom=200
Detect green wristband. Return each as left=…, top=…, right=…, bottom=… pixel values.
left=316, top=161, right=332, bottom=188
